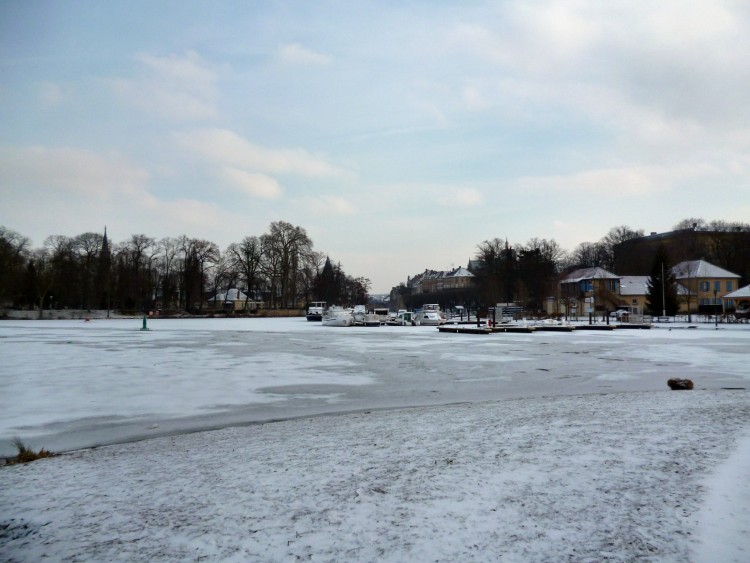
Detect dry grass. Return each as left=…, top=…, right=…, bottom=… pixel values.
left=5, top=438, right=55, bottom=466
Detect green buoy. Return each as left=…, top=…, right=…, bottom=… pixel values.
left=140, top=315, right=150, bottom=331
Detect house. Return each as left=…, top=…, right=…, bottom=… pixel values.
left=208, top=289, right=261, bottom=312
left=617, top=276, right=649, bottom=315
left=559, top=267, right=621, bottom=318
left=617, top=275, right=690, bottom=315
left=671, top=260, right=741, bottom=314
left=724, top=284, right=750, bottom=319
left=442, top=267, right=475, bottom=290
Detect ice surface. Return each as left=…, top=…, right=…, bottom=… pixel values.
left=1, top=318, right=749, bottom=560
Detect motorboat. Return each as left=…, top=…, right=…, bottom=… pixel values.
left=322, top=306, right=354, bottom=327
left=413, top=304, right=446, bottom=326
left=386, top=310, right=414, bottom=326
left=306, top=301, right=327, bottom=321
left=352, top=305, right=384, bottom=326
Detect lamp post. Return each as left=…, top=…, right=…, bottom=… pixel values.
left=714, top=289, right=718, bottom=329
left=661, top=263, right=666, bottom=318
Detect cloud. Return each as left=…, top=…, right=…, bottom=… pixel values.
left=307, top=195, right=356, bottom=215
left=110, top=51, right=219, bottom=120
left=278, top=43, right=332, bottom=65
left=0, top=145, right=239, bottom=244
left=220, top=167, right=282, bottom=199
left=174, top=128, right=349, bottom=178
left=517, top=164, right=719, bottom=198
left=438, top=188, right=483, bottom=208
left=37, top=82, right=67, bottom=107
left=0, top=146, right=149, bottom=197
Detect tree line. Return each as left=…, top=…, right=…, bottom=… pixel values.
left=0, top=221, right=369, bottom=315
left=402, top=219, right=749, bottom=314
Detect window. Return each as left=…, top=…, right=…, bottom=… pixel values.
left=714, top=281, right=721, bottom=292
left=727, top=281, right=733, bottom=291
left=700, top=281, right=709, bottom=292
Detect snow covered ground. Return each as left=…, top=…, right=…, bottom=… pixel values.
left=1, top=318, right=749, bottom=560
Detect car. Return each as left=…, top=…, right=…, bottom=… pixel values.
left=734, top=302, right=750, bottom=320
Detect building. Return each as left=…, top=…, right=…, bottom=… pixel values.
left=559, top=267, right=621, bottom=318
left=208, top=289, right=261, bottom=312
left=618, top=275, right=690, bottom=315
left=613, top=226, right=750, bottom=283
left=671, top=260, right=741, bottom=314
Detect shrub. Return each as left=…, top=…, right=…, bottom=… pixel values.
left=5, top=438, right=55, bottom=465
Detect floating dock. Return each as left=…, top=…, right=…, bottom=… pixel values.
left=437, top=325, right=492, bottom=334
left=437, top=322, right=652, bottom=335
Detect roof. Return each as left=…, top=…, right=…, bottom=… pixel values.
left=208, top=288, right=248, bottom=301
left=671, top=260, right=740, bottom=280
left=618, top=276, right=649, bottom=296
left=618, top=275, right=689, bottom=296
left=725, top=284, right=750, bottom=299
left=562, top=267, right=619, bottom=283
left=447, top=267, right=474, bottom=278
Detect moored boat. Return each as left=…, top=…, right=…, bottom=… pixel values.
left=413, top=304, right=446, bottom=326
left=322, top=306, right=354, bottom=327
left=306, top=301, right=327, bottom=321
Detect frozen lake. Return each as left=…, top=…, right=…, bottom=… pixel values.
left=1, top=317, right=748, bottom=457
left=2, top=317, right=750, bottom=561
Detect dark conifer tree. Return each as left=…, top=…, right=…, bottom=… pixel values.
left=646, top=245, right=679, bottom=316
left=95, top=227, right=111, bottom=310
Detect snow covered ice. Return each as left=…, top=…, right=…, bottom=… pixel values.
left=1, top=318, right=749, bottom=561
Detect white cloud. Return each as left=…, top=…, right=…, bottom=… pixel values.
left=110, top=51, right=220, bottom=120
left=438, top=188, right=483, bottom=208
left=517, top=164, right=720, bottom=198
left=279, top=43, right=332, bottom=65
left=307, top=195, right=356, bottom=215
left=220, top=167, right=282, bottom=199
left=0, top=145, right=240, bottom=245
left=174, top=128, right=348, bottom=178
left=0, top=146, right=149, bottom=197
left=37, top=82, right=67, bottom=107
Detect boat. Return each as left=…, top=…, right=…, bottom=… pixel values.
left=372, top=307, right=390, bottom=324
left=352, top=305, right=385, bottom=326
left=386, top=310, right=414, bottom=326
left=321, top=306, right=354, bottom=327
left=306, top=301, right=327, bottom=321
left=352, top=305, right=367, bottom=325
left=413, top=304, right=446, bottom=326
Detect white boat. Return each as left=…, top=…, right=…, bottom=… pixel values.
left=322, top=306, right=354, bottom=327
left=352, top=305, right=367, bottom=325
left=414, top=304, right=446, bottom=326
left=386, top=310, right=414, bottom=326
left=306, top=301, right=327, bottom=322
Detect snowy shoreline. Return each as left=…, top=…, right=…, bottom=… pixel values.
left=2, top=390, right=749, bottom=561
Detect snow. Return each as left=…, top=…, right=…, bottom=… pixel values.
left=1, top=318, right=749, bottom=561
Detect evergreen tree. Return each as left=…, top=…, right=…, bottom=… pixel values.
left=95, top=227, right=111, bottom=310
left=646, top=245, right=679, bottom=316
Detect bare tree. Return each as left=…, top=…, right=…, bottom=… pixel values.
left=0, top=226, right=31, bottom=307
left=186, top=238, right=220, bottom=312
left=156, top=237, right=181, bottom=310
left=262, top=221, right=312, bottom=308
left=226, top=236, right=264, bottom=306
left=73, top=232, right=104, bottom=310
left=28, top=248, right=55, bottom=318
left=570, top=241, right=608, bottom=269
left=601, top=225, right=644, bottom=271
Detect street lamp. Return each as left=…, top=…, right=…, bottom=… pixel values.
left=714, top=289, right=718, bottom=329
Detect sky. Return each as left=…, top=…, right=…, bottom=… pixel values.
left=1, top=1, right=749, bottom=293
